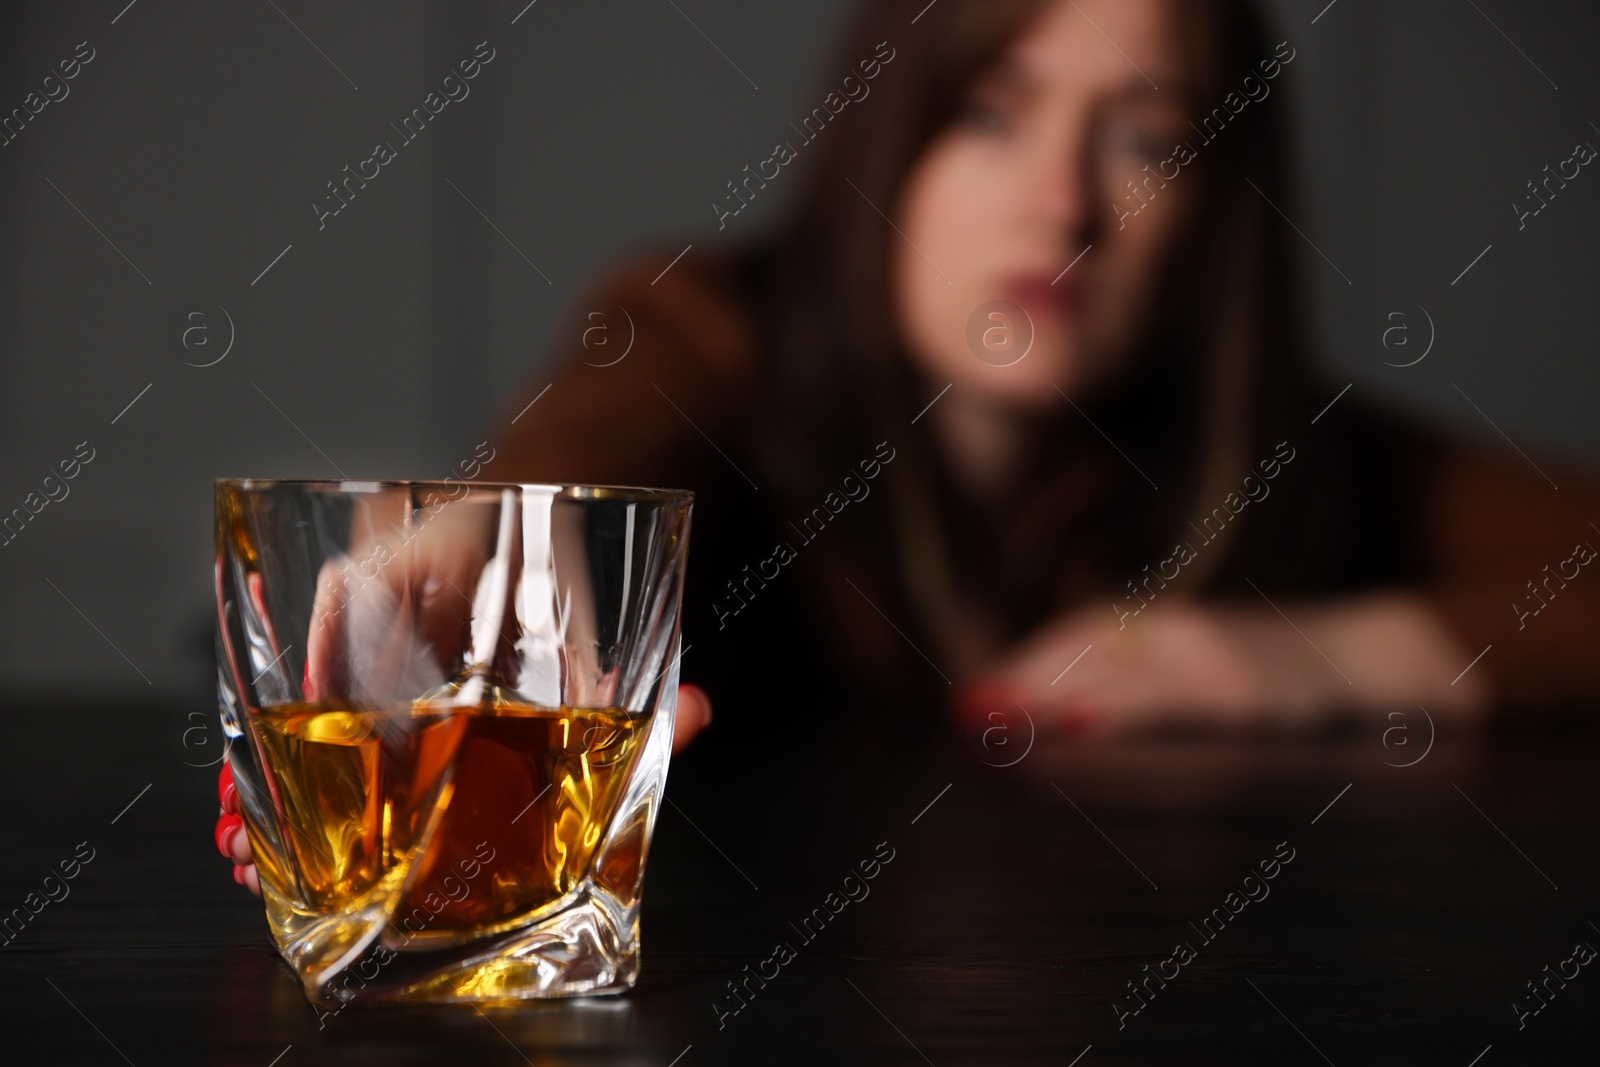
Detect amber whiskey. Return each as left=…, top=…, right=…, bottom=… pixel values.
left=244, top=696, right=649, bottom=944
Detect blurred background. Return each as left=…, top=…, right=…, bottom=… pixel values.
left=0, top=0, right=1596, bottom=698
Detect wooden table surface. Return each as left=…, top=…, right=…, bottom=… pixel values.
left=5, top=698, right=1598, bottom=1065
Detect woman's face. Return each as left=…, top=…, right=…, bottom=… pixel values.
left=894, top=0, right=1199, bottom=408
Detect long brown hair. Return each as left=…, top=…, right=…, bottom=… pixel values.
left=740, top=0, right=1321, bottom=681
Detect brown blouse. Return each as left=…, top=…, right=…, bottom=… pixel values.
left=495, top=251, right=1600, bottom=712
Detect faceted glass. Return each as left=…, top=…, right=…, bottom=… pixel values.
left=214, top=479, right=693, bottom=1005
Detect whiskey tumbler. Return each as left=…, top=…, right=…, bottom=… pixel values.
left=214, top=479, right=693, bottom=1005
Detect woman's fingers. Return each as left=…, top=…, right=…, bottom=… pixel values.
left=233, top=863, right=260, bottom=894
left=959, top=602, right=1327, bottom=738
left=673, top=684, right=712, bottom=753
left=953, top=680, right=1106, bottom=738
left=219, top=763, right=260, bottom=894
left=215, top=812, right=252, bottom=866
left=953, top=610, right=1113, bottom=734
left=217, top=766, right=249, bottom=863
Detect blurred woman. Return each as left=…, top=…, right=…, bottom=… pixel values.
left=493, top=0, right=1600, bottom=733
left=219, top=0, right=1600, bottom=890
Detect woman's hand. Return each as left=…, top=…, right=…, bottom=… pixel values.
left=956, top=594, right=1489, bottom=736
left=216, top=685, right=714, bottom=896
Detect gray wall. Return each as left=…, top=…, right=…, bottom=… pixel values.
left=0, top=0, right=1595, bottom=697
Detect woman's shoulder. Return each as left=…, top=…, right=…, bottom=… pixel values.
left=1335, top=389, right=1595, bottom=482
left=489, top=243, right=778, bottom=487
left=1339, top=390, right=1600, bottom=550
left=576, top=244, right=769, bottom=378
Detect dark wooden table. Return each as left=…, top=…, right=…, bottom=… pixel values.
left=5, top=696, right=1598, bottom=1065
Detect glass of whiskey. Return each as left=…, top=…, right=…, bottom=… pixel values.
left=214, top=479, right=693, bottom=1005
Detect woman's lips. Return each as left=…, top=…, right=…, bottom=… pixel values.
left=1002, top=275, right=1081, bottom=321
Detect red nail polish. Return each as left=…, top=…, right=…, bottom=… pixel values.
left=953, top=681, right=994, bottom=704
left=218, top=763, right=237, bottom=812
left=1057, top=713, right=1096, bottom=736
left=215, top=813, right=243, bottom=858
left=1049, top=698, right=1102, bottom=736
left=952, top=683, right=1026, bottom=725
left=232, top=864, right=247, bottom=886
